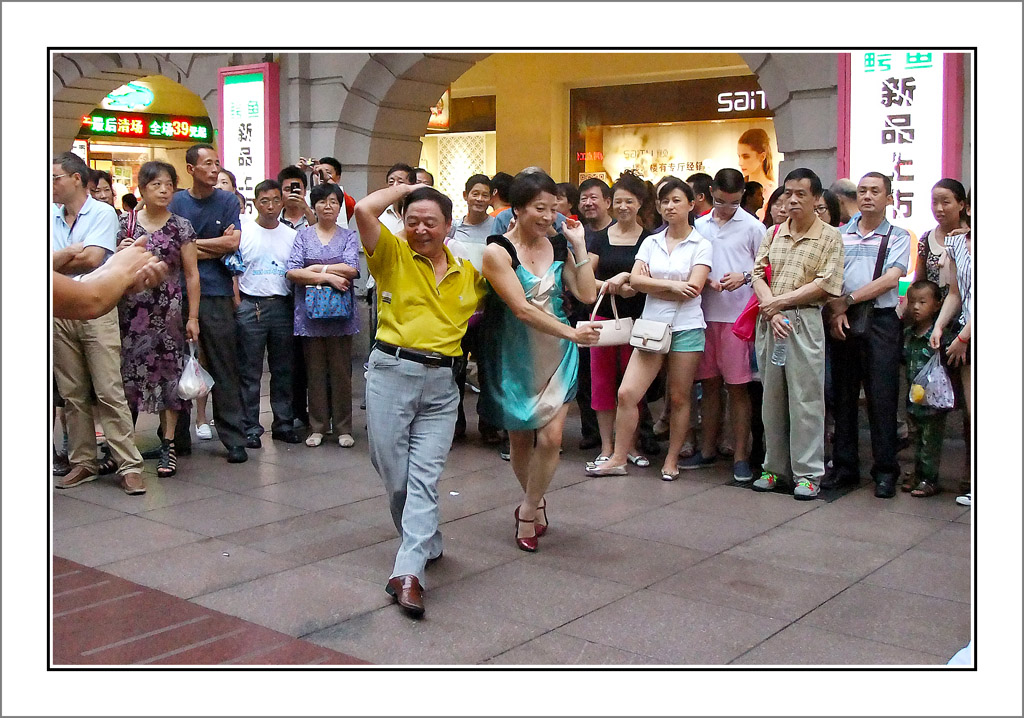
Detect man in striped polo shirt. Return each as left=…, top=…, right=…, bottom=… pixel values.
left=823, top=172, right=911, bottom=499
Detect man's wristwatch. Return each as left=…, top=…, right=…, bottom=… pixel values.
left=843, top=293, right=856, bottom=307
left=743, top=271, right=752, bottom=286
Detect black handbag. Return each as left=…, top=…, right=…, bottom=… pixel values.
left=845, top=225, right=893, bottom=339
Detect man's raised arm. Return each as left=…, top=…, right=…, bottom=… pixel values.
left=354, top=183, right=421, bottom=256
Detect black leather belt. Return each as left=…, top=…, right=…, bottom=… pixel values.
left=240, top=292, right=288, bottom=302
left=374, top=341, right=457, bottom=368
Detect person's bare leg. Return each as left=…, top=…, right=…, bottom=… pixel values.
left=699, top=376, right=723, bottom=457
left=664, top=352, right=702, bottom=475
left=160, top=409, right=178, bottom=440
left=195, top=394, right=209, bottom=427
left=606, top=352, right=664, bottom=467
left=596, top=410, right=615, bottom=458
left=508, top=429, right=534, bottom=493
left=726, top=383, right=751, bottom=462
left=519, top=404, right=570, bottom=535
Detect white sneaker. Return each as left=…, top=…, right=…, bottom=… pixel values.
left=955, top=492, right=971, bottom=507
left=338, top=433, right=355, bottom=448
left=196, top=423, right=212, bottom=440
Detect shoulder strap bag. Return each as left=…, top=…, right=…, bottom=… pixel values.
left=844, top=224, right=893, bottom=339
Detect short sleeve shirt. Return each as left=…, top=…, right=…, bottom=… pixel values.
left=238, top=221, right=297, bottom=297
left=695, top=209, right=765, bottom=322
left=366, top=224, right=488, bottom=356
left=753, top=217, right=844, bottom=304
left=52, top=196, right=119, bottom=279
left=634, top=228, right=714, bottom=331
left=168, top=188, right=242, bottom=296
left=839, top=214, right=911, bottom=308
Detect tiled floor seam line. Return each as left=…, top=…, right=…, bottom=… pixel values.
left=219, top=640, right=294, bottom=664
left=52, top=569, right=83, bottom=579
left=845, top=541, right=972, bottom=605
left=53, top=591, right=144, bottom=618
left=133, top=627, right=250, bottom=664
left=183, top=561, right=320, bottom=602
left=483, top=628, right=654, bottom=666
left=53, top=579, right=111, bottom=598
left=80, top=616, right=213, bottom=656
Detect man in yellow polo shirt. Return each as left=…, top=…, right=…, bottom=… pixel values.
left=354, top=182, right=487, bottom=618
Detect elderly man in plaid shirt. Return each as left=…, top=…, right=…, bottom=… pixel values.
left=750, top=168, right=844, bottom=500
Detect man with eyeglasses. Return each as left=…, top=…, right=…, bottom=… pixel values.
left=167, top=143, right=249, bottom=463
left=234, top=180, right=301, bottom=448
left=51, top=151, right=147, bottom=495
left=684, top=168, right=766, bottom=481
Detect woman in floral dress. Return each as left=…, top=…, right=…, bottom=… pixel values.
left=116, top=161, right=200, bottom=478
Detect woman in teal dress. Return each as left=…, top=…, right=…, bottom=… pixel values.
left=480, top=171, right=600, bottom=552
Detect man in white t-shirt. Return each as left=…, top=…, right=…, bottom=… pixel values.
left=236, top=179, right=301, bottom=447
left=687, top=168, right=766, bottom=481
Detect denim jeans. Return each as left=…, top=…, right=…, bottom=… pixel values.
left=365, top=348, right=455, bottom=584
left=236, top=295, right=295, bottom=436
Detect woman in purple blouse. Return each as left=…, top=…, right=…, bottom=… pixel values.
left=286, top=184, right=361, bottom=448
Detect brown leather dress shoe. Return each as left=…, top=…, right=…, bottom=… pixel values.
left=56, top=465, right=98, bottom=489
left=385, top=575, right=425, bottom=617
left=118, top=472, right=146, bottom=495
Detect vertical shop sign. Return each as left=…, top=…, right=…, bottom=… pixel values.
left=848, top=51, right=945, bottom=231
left=218, top=63, right=280, bottom=207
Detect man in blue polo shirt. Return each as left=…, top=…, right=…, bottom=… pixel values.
left=168, top=143, right=249, bottom=463
left=822, top=171, right=911, bottom=498
left=52, top=151, right=146, bottom=495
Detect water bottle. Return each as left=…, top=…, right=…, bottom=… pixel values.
left=770, top=317, right=791, bottom=366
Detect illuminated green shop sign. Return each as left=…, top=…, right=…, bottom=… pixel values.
left=80, top=110, right=213, bottom=141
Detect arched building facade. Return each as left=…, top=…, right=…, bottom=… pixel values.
left=53, top=51, right=972, bottom=203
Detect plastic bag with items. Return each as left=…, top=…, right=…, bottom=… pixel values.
left=177, top=342, right=215, bottom=400
left=909, top=353, right=954, bottom=410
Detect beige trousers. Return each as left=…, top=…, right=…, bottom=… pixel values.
left=53, top=310, right=143, bottom=474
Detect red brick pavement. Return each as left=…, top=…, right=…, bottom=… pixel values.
left=52, top=556, right=369, bottom=666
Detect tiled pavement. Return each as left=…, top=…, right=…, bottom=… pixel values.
left=51, top=362, right=973, bottom=666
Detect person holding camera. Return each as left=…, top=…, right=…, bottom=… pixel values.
left=277, top=165, right=316, bottom=230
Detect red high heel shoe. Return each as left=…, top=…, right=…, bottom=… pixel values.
left=514, top=506, right=538, bottom=552
left=534, top=499, right=548, bottom=537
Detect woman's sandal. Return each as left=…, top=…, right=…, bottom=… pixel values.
left=661, top=469, right=679, bottom=482
left=97, top=454, right=118, bottom=475
left=157, top=440, right=177, bottom=478
left=585, top=462, right=628, bottom=476
left=627, top=453, right=651, bottom=468
left=534, top=499, right=548, bottom=537
left=514, top=507, right=538, bottom=552
left=901, top=477, right=915, bottom=492
left=910, top=481, right=940, bottom=498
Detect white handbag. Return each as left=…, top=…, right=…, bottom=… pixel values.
left=630, top=318, right=672, bottom=354
left=577, top=286, right=633, bottom=346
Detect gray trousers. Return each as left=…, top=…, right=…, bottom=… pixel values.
left=365, top=348, right=454, bottom=583
left=236, top=295, right=294, bottom=436
left=755, top=306, right=827, bottom=485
